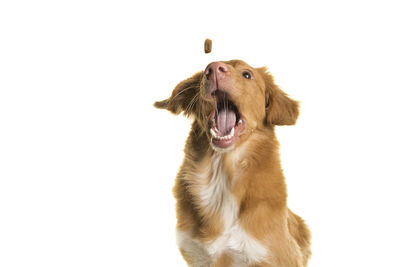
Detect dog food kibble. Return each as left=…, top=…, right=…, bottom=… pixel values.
left=204, top=39, right=212, bottom=54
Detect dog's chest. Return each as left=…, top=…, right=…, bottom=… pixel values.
left=199, top=154, right=237, bottom=226
left=196, top=154, right=268, bottom=264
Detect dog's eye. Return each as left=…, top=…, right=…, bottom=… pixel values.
left=242, top=71, right=252, bottom=80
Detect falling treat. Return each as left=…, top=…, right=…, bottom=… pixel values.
left=204, top=39, right=212, bottom=54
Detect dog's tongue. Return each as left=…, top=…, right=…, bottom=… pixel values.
left=216, top=109, right=236, bottom=135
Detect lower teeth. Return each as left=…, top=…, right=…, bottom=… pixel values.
left=211, top=127, right=234, bottom=140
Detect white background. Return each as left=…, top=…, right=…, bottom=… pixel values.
left=1, top=1, right=399, bottom=266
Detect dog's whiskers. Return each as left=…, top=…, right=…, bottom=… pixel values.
left=187, top=94, right=199, bottom=115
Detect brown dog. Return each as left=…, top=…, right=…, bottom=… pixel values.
left=155, top=60, right=311, bottom=267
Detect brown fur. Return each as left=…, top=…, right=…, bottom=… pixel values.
left=155, top=60, right=311, bottom=266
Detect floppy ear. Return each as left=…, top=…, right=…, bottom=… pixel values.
left=263, top=71, right=299, bottom=126
left=154, top=71, right=203, bottom=116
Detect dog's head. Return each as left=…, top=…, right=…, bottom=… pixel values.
left=154, top=60, right=299, bottom=151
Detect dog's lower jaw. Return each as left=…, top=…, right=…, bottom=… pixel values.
left=210, top=140, right=235, bottom=153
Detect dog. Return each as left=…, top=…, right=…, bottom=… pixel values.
left=155, top=60, right=311, bottom=267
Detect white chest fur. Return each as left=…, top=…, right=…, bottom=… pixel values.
left=199, top=154, right=237, bottom=227
left=177, top=154, right=268, bottom=266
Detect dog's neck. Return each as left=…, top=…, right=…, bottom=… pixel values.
left=185, top=121, right=287, bottom=207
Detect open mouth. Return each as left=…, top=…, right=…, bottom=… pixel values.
left=209, top=90, right=246, bottom=150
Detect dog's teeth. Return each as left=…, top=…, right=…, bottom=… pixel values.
left=211, top=127, right=235, bottom=141
left=238, top=119, right=243, bottom=124
left=229, top=127, right=234, bottom=138
left=210, top=128, right=218, bottom=138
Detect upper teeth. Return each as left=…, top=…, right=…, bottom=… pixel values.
left=210, top=127, right=235, bottom=140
